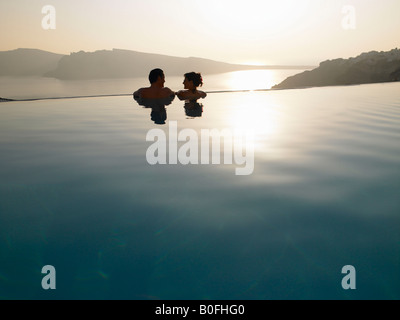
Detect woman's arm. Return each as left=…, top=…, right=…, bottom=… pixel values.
left=176, top=90, right=186, bottom=100
left=177, top=90, right=206, bottom=100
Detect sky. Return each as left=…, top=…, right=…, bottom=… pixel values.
left=0, top=0, right=399, bottom=65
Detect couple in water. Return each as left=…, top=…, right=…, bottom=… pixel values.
left=134, top=68, right=207, bottom=101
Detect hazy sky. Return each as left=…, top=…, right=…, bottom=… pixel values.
left=1, top=0, right=399, bottom=65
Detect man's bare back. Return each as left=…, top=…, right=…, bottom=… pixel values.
left=133, top=68, right=175, bottom=99
left=135, top=87, right=175, bottom=99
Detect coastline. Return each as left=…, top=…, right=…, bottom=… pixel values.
left=273, top=49, right=400, bottom=90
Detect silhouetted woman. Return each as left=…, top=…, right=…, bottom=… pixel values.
left=177, top=72, right=207, bottom=100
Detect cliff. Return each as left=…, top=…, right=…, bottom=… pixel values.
left=273, top=49, right=400, bottom=89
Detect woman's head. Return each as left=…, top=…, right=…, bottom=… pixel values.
left=183, top=72, right=203, bottom=90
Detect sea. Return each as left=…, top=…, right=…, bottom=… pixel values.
left=0, top=70, right=399, bottom=300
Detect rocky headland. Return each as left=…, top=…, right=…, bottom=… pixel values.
left=273, top=49, right=400, bottom=90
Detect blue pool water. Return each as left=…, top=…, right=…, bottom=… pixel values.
left=0, top=82, right=399, bottom=299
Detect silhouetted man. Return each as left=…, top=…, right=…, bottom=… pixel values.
left=134, top=68, right=175, bottom=99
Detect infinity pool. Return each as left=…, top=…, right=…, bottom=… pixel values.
left=0, top=82, right=399, bottom=299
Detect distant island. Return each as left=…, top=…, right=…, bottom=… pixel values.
left=0, top=48, right=312, bottom=80
left=273, top=49, right=400, bottom=90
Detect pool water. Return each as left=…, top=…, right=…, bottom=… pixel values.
left=0, top=82, right=399, bottom=299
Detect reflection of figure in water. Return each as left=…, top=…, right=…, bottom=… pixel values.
left=134, top=68, right=175, bottom=99
left=177, top=72, right=207, bottom=101
left=184, top=100, right=203, bottom=119
left=134, top=95, right=174, bottom=125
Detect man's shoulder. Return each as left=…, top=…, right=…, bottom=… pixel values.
left=134, top=87, right=148, bottom=95
left=134, top=87, right=154, bottom=98
left=163, top=87, right=174, bottom=93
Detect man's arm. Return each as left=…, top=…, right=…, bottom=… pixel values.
left=165, top=88, right=176, bottom=97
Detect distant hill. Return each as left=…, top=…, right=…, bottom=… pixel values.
left=0, top=48, right=312, bottom=80
left=0, top=48, right=63, bottom=76
left=45, top=49, right=311, bottom=80
left=273, top=49, right=400, bottom=90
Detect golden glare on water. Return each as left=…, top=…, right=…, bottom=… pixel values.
left=224, top=70, right=276, bottom=91
left=226, top=92, right=282, bottom=152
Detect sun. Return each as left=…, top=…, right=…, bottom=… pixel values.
left=225, top=70, right=275, bottom=91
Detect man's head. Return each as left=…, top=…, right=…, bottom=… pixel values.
left=149, top=68, right=165, bottom=85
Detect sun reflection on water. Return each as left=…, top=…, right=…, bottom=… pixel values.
left=226, top=92, right=282, bottom=154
